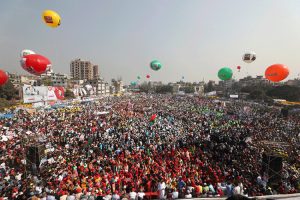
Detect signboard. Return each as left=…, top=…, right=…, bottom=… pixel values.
left=205, top=91, right=217, bottom=96
left=230, top=94, right=239, bottom=99
left=23, top=85, right=48, bottom=103
left=23, top=85, right=65, bottom=103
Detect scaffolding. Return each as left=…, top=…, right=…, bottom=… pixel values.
left=21, top=132, right=46, bottom=177
left=259, top=140, right=291, bottom=188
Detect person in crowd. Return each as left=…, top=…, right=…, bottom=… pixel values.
left=0, top=95, right=299, bottom=199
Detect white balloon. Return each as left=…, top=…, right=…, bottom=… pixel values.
left=242, top=51, right=256, bottom=63
left=20, top=49, right=36, bottom=58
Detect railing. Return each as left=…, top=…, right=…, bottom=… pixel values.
left=178, top=193, right=300, bottom=200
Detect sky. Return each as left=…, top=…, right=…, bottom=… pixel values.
left=1, top=0, right=300, bottom=84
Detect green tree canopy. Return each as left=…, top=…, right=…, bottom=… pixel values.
left=204, top=82, right=215, bottom=93
left=266, top=85, right=300, bottom=101
left=0, top=80, right=19, bottom=100
left=155, top=85, right=173, bottom=94
left=65, top=89, right=75, bottom=99
left=139, top=83, right=151, bottom=93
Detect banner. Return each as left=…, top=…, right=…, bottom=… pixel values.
left=23, top=85, right=65, bottom=103
left=230, top=94, right=239, bottom=99
left=205, top=91, right=217, bottom=96
left=23, top=85, right=48, bottom=103
left=54, top=87, right=65, bottom=100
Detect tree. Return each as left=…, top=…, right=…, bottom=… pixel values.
left=41, top=78, right=52, bottom=86
left=0, top=80, right=19, bottom=100
left=139, top=82, right=151, bottom=93
left=249, top=89, right=265, bottom=100
left=204, top=82, right=215, bottom=93
left=266, top=85, right=300, bottom=101
left=0, top=98, right=15, bottom=111
left=65, top=89, right=75, bottom=99
left=182, top=86, right=195, bottom=94
left=155, top=85, right=173, bottom=94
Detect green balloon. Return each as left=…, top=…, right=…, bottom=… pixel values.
left=150, top=60, right=162, bottom=71
left=131, top=81, right=137, bottom=86
left=218, top=67, right=233, bottom=80
left=137, top=76, right=141, bottom=80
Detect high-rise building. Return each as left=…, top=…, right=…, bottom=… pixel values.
left=70, top=59, right=99, bottom=80
left=93, top=65, right=99, bottom=79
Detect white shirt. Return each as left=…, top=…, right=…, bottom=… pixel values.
left=60, top=195, right=68, bottom=200
left=105, top=194, right=112, bottom=200
left=129, top=192, right=137, bottom=200
left=172, top=191, right=179, bottom=199
left=137, top=192, right=145, bottom=199
left=112, top=194, right=120, bottom=200
left=158, top=182, right=166, bottom=191
left=233, top=186, right=241, bottom=195
left=66, top=195, right=76, bottom=200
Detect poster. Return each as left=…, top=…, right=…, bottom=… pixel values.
left=23, top=85, right=48, bottom=103
left=23, top=85, right=65, bottom=103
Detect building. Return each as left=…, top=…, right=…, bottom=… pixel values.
left=93, top=65, right=99, bottom=79
left=9, top=73, right=22, bottom=88
left=111, top=79, right=124, bottom=94
left=40, top=65, right=54, bottom=78
left=86, top=78, right=110, bottom=95
left=218, top=79, right=236, bottom=90
left=286, top=79, right=300, bottom=86
left=167, top=82, right=204, bottom=95
left=193, top=82, right=205, bottom=96
left=9, top=73, right=39, bottom=88
left=50, top=73, right=68, bottom=87
left=70, top=59, right=99, bottom=80
left=238, top=76, right=270, bottom=88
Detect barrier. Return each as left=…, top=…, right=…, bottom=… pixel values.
left=177, top=193, right=300, bottom=200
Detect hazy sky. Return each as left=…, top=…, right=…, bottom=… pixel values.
left=1, top=0, right=300, bottom=83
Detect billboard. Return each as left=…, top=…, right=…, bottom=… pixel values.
left=72, top=85, right=96, bottom=97
left=23, top=85, right=65, bottom=103
left=230, top=94, right=239, bottom=99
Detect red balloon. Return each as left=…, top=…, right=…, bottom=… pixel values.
left=265, top=64, right=289, bottom=82
left=150, top=114, right=157, bottom=121
left=237, top=66, right=241, bottom=70
left=0, top=70, right=9, bottom=86
left=146, top=75, right=150, bottom=79
left=21, top=54, right=51, bottom=75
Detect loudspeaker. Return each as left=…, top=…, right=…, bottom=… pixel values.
left=281, top=108, right=289, bottom=117
left=26, top=145, right=45, bottom=167
left=262, top=154, right=283, bottom=185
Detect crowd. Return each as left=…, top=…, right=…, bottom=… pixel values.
left=0, top=94, right=299, bottom=200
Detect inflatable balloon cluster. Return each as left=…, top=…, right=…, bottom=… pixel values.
left=20, top=50, right=52, bottom=76
left=216, top=51, right=290, bottom=83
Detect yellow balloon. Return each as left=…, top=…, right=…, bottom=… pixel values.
left=42, top=10, right=61, bottom=28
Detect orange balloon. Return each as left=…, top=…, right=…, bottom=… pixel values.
left=265, top=64, right=289, bottom=82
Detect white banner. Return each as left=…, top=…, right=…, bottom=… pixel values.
left=230, top=94, right=239, bottom=99
left=23, top=85, right=48, bottom=103
left=23, top=85, right=62, bottom=103
left=47, top=86, right=59, bottom=101
left=205, top=91, right=217, bottom=96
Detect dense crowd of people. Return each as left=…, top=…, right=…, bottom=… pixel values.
left=0, top=94, right=299, bottom=199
